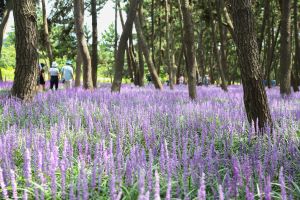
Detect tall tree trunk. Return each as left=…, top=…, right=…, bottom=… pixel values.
left=293, top=0, right=300, bottom=91
left=227, top=0, right=272, bottom=130
left=75, top=48, right=82, bottom=87
left=151, top=0, right=155, bottom=66
left=165, top=0, right=174, bottom=89
left=135, top=9, right=163, bottom=90
left=180, top=0, right=197, bottom=100
left=91, top=0, right=98, bottom=88
left=12, top=0, right=38, bottom=101
left=217, top=0, right=229, bottom=84
left=0, top=1, right=12, bottom=57
left=137, top=38, right=145, bottom=87
left=111, top=0, right=139, bottom=92
left=279, top=0, right=292, bottom=95
left=0, top=68, right=3, bottom=82
left=41, top=0, right=53, bottom=66
left=74, top=0, right=93, bottom=89
left=258, top=0, right=270, bottom=56
left=114, top=0, right=118, bottom=61
left=197, top=29, right=206, bottom=81
left=211, top=2, right=228, bottom=91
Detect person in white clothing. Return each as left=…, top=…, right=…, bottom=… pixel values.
left=61, top=60, right=74, bottom=89
left=49, top=62, right=60, bottom=90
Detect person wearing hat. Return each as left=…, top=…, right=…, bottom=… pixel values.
left=49, top=62, right=60, bottom=90
left=61, top=60, right=74, bottom=89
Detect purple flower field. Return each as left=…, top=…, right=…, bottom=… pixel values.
left=0, top=82, right=299, bottom=199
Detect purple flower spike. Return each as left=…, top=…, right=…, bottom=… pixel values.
left=198, top=173, right=206, bottom=200
left=218, top=185, right=224, bottom=200
left=0, top=167, right=9, bottom=200
left=154, top=170, right=161, bottom=200
left=279, top=167, right=287, bottom=200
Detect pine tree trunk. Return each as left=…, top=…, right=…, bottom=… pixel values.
left=0, top=1, right=12, bottom=57
left=180, top=0, right=197, bottom=100
left=227, top=0, right=272, bottom=130
left=91, top=0, right=98, bottom=88
left=135, top=11, right=163, bottom=90
left=11, top=0, right=38, bottom=101
left=75, top=48, right=82, bottom=87
left=42, top=0, right=53, bottom=66
left=111, top=0, right=139, bottom=92
left=279, top=0, right=292, bottom=95
left=74, top=0, right=93, bottom=89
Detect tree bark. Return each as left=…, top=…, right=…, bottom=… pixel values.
left=227, top=0, right=272, bottom=130
left=74, top=0, right=93, bottom=89
left=11, top=0, right=39, bottom=101
left=293, top=0, right=300, bottom=91
left=0, top=68, right=3, bottom=82
left=217, top=0, right=229, bottom=85
left=137, top=37, right=145, bottom=87
left=211, top=1, right=228, bottom=91
left=0, top=1, right=12, bottom=57
left=42, top=0, right=53, bottom=66
left=279, top=0, right=292, bottom=95
left=111, top=0, right=139, bottom=92
left=180, top=0, right=197, bottom=100
left=75, top=44, right=82, bottom=87
left=135, top=9, right=163, bottom=90
left=91, top=0, right=98, bottom=88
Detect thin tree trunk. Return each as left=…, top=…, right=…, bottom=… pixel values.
left=180, top=0, right=197, bottom=99
left=42, top=0, right=53, bottom=66
left=197, top=29, right=205, bottom=82
left=0, top=1, right=12, bottom=57
left=91, top=0, right=98, bottom=88
left=12, top=0, right=38, bottom=101
left=74, top=0, right=93, bottom=89
left=137, top=38, right=145, bottom=86
left=211, top=2, right=227, bottom=91
left=258, top=0, right=270, bottom=56
left=114, top=0, right=118, bottom=61
left=111, top=0, right=139, bottom=92
left=135, top=9, right=163, bottom=90
left=293, top=0, right=300, bottom=91
left=151, top=0, right=155, bottom=66
left=227, top=0, right=272, bottom=130
left=165, top=0, right=174, bottom=89
left=279, top=0, right=292, bottom=95
left=217, top=0, right=229, bottom=85
left=0, top=68, right=3, bottom=82
left=75, top=48, right=82, bottom=87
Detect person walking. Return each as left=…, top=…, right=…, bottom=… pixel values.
left=61, top=60, right=74, bottom=89
left=39, top=63, right=46, bottom=91
left=49, top=62, right=60, bottom=91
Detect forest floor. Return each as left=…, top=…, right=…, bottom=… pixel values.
left=0, top=82, right=299, bottom=199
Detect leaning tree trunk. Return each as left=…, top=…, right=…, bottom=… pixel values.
left=42, top=0, right=53, bottom=66
left=75, top=48, right=82, bottom=87
left=11, top=0, right=38, bottom=101
left=0, top=1, right=12, bottom=57
left=91, top=0, right=98, bottom=88
left=74, top=0, right=93, bottom=89
left=279, top=0, right=292, bottom=96
left=111, top=0, right=139, bottom=92
left=135, top=10, right=163, bottom=90
left=180, top=0, right=197, bottom=100
left=227, top=0, right=272, bottom=130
